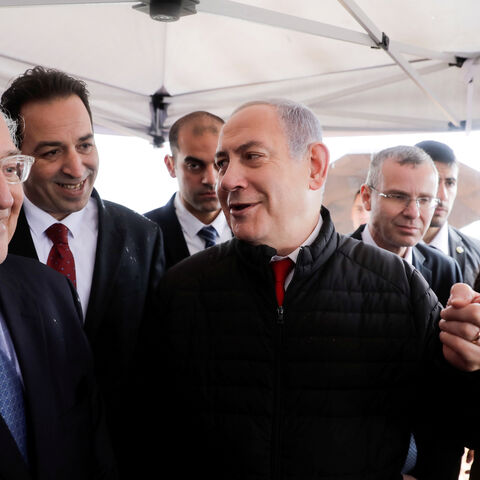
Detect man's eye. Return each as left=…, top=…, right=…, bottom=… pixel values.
left=41, top=149, right=60, bottom=158
left=186, top=162, right=201, bottom=170
left=445, top=180, right=456, bottom=187
left=77, top=143, right=93, bottom=153
left=417, top=197, right=431, bottom=205
left=246, top=152, right=261, bottom=161
left=215, top=159, right=228, bottom=171
left=390, top=194, right=407, bottom=201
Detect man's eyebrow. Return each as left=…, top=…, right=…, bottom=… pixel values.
left=215, top=140, right=266, bottom=159
left=32, top=133, right=94, bottom=154
left=184, top=155, right=205, bottom=164
left=0, top=149, right=20, bottom=158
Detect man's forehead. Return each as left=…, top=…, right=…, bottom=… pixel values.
left=381, top=157, right=437, bottom=188
left=220, top=104, right=282, bottom=145
left=434, top=161, right=458, bottom=178
left=0, top=118, right=17, bottom=156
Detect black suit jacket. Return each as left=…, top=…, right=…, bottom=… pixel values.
left=8, top=190, right=165, bottom=476
left=350, top=225, right=462, bottom=307
left=144, top=193, right=190, bottom=269
left=0, top=255, right=115, bottom=479
left=447, top=225, right=480, bottom=288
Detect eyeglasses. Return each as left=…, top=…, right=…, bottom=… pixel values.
left=0, top=154, right=35, bottom=184
left=369, top=186, right=440, bottom=210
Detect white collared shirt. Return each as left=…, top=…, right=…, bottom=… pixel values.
left=362, top=224, right=413, bottom=265
left=425, top=221, right=450, bottom=256
left=23, top=194, right=98, bottom=319
left=270, top=214, right=323, bottom=289
left=174, top=192, right=232, bottom=255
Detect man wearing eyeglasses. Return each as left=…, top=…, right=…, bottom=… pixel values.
left=351, top=145, right=462, bottom=307
left=0, top=109, right=116, bottom=477
left=351, top=145, right=464, bottom=479
left=1, top=66, right=165, bottom=478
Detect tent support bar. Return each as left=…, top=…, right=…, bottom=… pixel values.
left=309, top=62, right=449, bottom=106
left=338, top=0, right=461, bottom=127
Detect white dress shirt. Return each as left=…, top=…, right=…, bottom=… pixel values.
left=174, top=192, right=232, bottom=255
left=425, top=221, right=450, bottom=256
left=362, top=224, right=413, bottom=265
left=23, top=195, right=98, bottom=319
left=270, top=214, right=323, bottom=290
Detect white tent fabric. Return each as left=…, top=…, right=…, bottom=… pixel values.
left=0, top=0, right=478, bottom=144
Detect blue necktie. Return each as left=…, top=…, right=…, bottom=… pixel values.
left=198, top=226, right=218, bottom=248
left=401, top=434, right=417, bottom=474
left=0, top=349, right=28, bottom=462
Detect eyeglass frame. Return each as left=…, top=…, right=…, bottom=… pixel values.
left=0, top=154, right=35, bottom=184
left=368, top=185, right=440, bottom=210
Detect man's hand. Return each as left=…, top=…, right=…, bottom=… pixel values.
left=439, top=283, right=480, bottom=371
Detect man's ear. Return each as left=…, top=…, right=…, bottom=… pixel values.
left=308, top=142, right=329, bottom=191
left=360, top=184, right=372, bottom=211
left=164, top=154, right=176, bottom=179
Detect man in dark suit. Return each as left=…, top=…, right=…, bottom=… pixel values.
left=1, top=66, right=164, bottom=477
left=417, top=140, right=480, bottom=287
left=145, top=111, right=232, bottom=269
left=352, top=144, right=464, bottom=478
left=0, top=108, right=115, bottom=478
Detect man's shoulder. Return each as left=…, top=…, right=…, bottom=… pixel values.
left=449, top=225, right=480, bottom=253
left=416, top=242, right=458, bottom=267
left=99, top=196, right=162, bottom=233
left=144, top=194, right=176, bottom=225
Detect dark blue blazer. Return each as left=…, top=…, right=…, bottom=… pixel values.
left=0, top=255, right=115, bottom=479
left=350, top=224, right=463, bottom=307
left=145, top=193, right=190, bottom=270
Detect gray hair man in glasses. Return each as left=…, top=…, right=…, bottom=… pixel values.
left=0, top=109, right=116, bottom=477
left=351, top=145, right=463, bottom=479
left=352, top=145, right=462, bottom=307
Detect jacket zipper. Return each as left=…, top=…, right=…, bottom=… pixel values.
left=272, top=304, right=284, bottom=479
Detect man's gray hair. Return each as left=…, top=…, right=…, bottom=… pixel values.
left=0, top=108, right=18, bottom=148
left=366, top=145, right=437, bottom=188
left=233, top=99, right=323, bottom=160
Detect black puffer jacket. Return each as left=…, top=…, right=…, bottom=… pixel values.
left=156, top=208, right=466, bottom=480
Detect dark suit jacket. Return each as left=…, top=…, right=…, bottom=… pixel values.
left=350, top=225, right=462, bottom=306
left=0, top=254, right=115, bottom=480
left=447, top=225, right=480, bottom=288
left=8, top=190, right=165, bottom=476
left=145, top=193, right=190, bottom=269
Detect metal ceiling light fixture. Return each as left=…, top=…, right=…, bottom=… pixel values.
left=133, top=0, right=199, bottom=21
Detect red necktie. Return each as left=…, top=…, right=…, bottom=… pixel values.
left=271, top=258, right=294, bottom=306
left=45, top=223, right=77, bottom=288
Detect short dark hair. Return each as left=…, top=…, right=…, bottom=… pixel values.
left=1, top=66, right=92, bottom=146
left=415, top=140, right=456, bottom=166
left=169, top=111, right=224, bottom=156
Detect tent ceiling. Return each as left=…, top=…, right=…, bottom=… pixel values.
left=0, top=0, right=478, bottom=144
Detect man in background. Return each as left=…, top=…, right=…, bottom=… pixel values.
left=352, top=145, right=462, bottom=307
left=417, top=140, right=480, bottom=287
left=1, top=66, right=164, bottom=477
left=145, top=111, right=231, bottom=269
left=0, top=108, right=116, bottom=478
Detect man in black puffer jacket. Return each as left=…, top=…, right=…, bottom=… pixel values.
left=145, top=99, right=480, bottom=480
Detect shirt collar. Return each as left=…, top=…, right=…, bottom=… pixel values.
left=23, top=193, right=93, bottom=239
left=271, top=214, right=323, bottom=264
left=425, top=221, right=449, bottom=256
left=362, top=224, right=413, bottom=265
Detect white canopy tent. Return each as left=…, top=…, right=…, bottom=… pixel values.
left=0, top=0, right=478, bottom=146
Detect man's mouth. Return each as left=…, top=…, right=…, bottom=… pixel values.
left=57, top=179, right=87, bottom=191
left=229, top=202, right=253, bottom=212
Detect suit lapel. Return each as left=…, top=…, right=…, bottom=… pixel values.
left=448, top=226, right=466, bottom=272
left=84, top=191, right=123, bottom=341
left=412, top=246, right=432, bottom=286
left=0, top=264, right=57, bottom=478
left=163, top=195, right=190, bottom=267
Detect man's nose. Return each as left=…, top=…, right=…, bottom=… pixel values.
left=62, top=149, right=86, bottom=178
left=402, top=198, right=421, bottom=218
left=202, top=164, right=218, bottom=186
